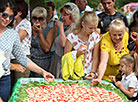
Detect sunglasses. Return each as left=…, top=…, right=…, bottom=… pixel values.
left=32, top=16, right=44, bottom=21
left=0, top=12, right=14, bottom=20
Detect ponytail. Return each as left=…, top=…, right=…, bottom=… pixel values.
left=120, top=53, right=138, bottom=76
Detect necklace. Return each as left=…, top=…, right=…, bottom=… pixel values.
left=113, top=42, right=122, bottom=50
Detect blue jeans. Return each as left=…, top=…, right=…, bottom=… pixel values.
left=0, top=75, right=11, bottom=102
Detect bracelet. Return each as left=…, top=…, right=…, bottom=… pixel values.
left=90, top=71, right=98, bottom=77
left=90, top=71, right=96, bottom=75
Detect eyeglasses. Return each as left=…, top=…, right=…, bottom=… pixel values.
left=32, top=16, right=44, bottom=21
left=0, top=12, right=14, bottom=20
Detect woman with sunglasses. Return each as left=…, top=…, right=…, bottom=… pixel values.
left=49, top=2, right=80, bottom=78
left=0, top=1, right=54, bottom=101
left=29, top=7, right=56, bottom=77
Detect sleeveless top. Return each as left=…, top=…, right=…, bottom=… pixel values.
left=30, top=25, right=53, bottom=71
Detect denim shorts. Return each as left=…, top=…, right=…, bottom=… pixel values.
left=0, top=75, right=11, bottom=102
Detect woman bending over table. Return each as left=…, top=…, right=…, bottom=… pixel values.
left=91, top=18, right=129, bottom=86
left=0, top=0, right=54, bottom=102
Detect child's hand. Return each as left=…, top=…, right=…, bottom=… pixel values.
left=77, top=44, right=87, bottom=56
left=109, top=75, right=116, bottom=83
left=115, top=81, right=122, bottom=88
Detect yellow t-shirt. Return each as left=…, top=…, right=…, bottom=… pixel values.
left=100, top=32, right=129, bottom=81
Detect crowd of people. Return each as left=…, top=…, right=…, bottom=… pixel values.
left=0, top=0, right=138, bottom=102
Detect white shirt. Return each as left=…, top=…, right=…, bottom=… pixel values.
left=15, top=18, right=32, bottom=56
left=121, top=73, right=138, bottom=97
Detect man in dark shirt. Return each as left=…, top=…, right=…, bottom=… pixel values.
left=98, top=0, right=128, bottom=34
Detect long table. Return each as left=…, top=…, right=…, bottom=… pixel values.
left=8, top=78, right=131, bottom=102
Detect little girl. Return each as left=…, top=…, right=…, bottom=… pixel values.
left=64, top=11, right=100, bottom=79
left=110, top=53, right=138, bottom=101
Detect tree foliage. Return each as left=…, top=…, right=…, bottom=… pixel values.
left=116, top=0, right=138, bottom=8
left=30, top=0, right=138, bottom=15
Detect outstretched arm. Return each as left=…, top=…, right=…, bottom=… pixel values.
left=115, top=81, right=135, bottom=98
left=91, top=51, right=109, bottom=86
left=85, top=42, right=100, bottom=79
left=91, top=42, right=100, bottom=74
left=26, top=61, right=55, bottom=82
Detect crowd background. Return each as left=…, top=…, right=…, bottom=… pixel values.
left=0, top=0, right=138, bottom=101
left=29, top=0, right=138, bottom=14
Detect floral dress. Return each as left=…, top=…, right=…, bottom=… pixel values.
left=67, top=32, right=100, bottom=74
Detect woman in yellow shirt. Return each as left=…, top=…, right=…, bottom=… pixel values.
left=91, top=19, right=129, bottom=85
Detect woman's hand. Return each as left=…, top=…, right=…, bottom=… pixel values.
left=55, top=20, right=63, bottom=28
left=32, top=23, right=42, bottom=35
left=85, top=72, right=96, bottom=79
left=131, top=32, right=138, bottom=45
left=43, top=71, right=55, bottom=83
left=91, top=78, right=102, bottom=86
left=11, top=63, right=26, bottom=73
left=77, top=45, right=87, bottom=56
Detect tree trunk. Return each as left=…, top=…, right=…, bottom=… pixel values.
left=30, top=0, right=45, bottom=12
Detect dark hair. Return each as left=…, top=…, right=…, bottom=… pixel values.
left=15, top=0, right=28, bottom=19
left=70, top=0, right=75, bottom=3
left=0, top=0, right=17, bottom=27
left=46, top=1, right=55, bottom=11
left=129, top=11, right=138, bottom=28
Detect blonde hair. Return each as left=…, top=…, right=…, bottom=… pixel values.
left=120, top=53, right=138, bottom=76
left=73, top=11, right=99, bottom=34
left=60, top=2, right=80, bottom=24
left=31, top=7, right=47, bottom=18
left=108, top=18, right=127, bottom=33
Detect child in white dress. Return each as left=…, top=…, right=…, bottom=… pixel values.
left=110, top=53, right=138, bottom=102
